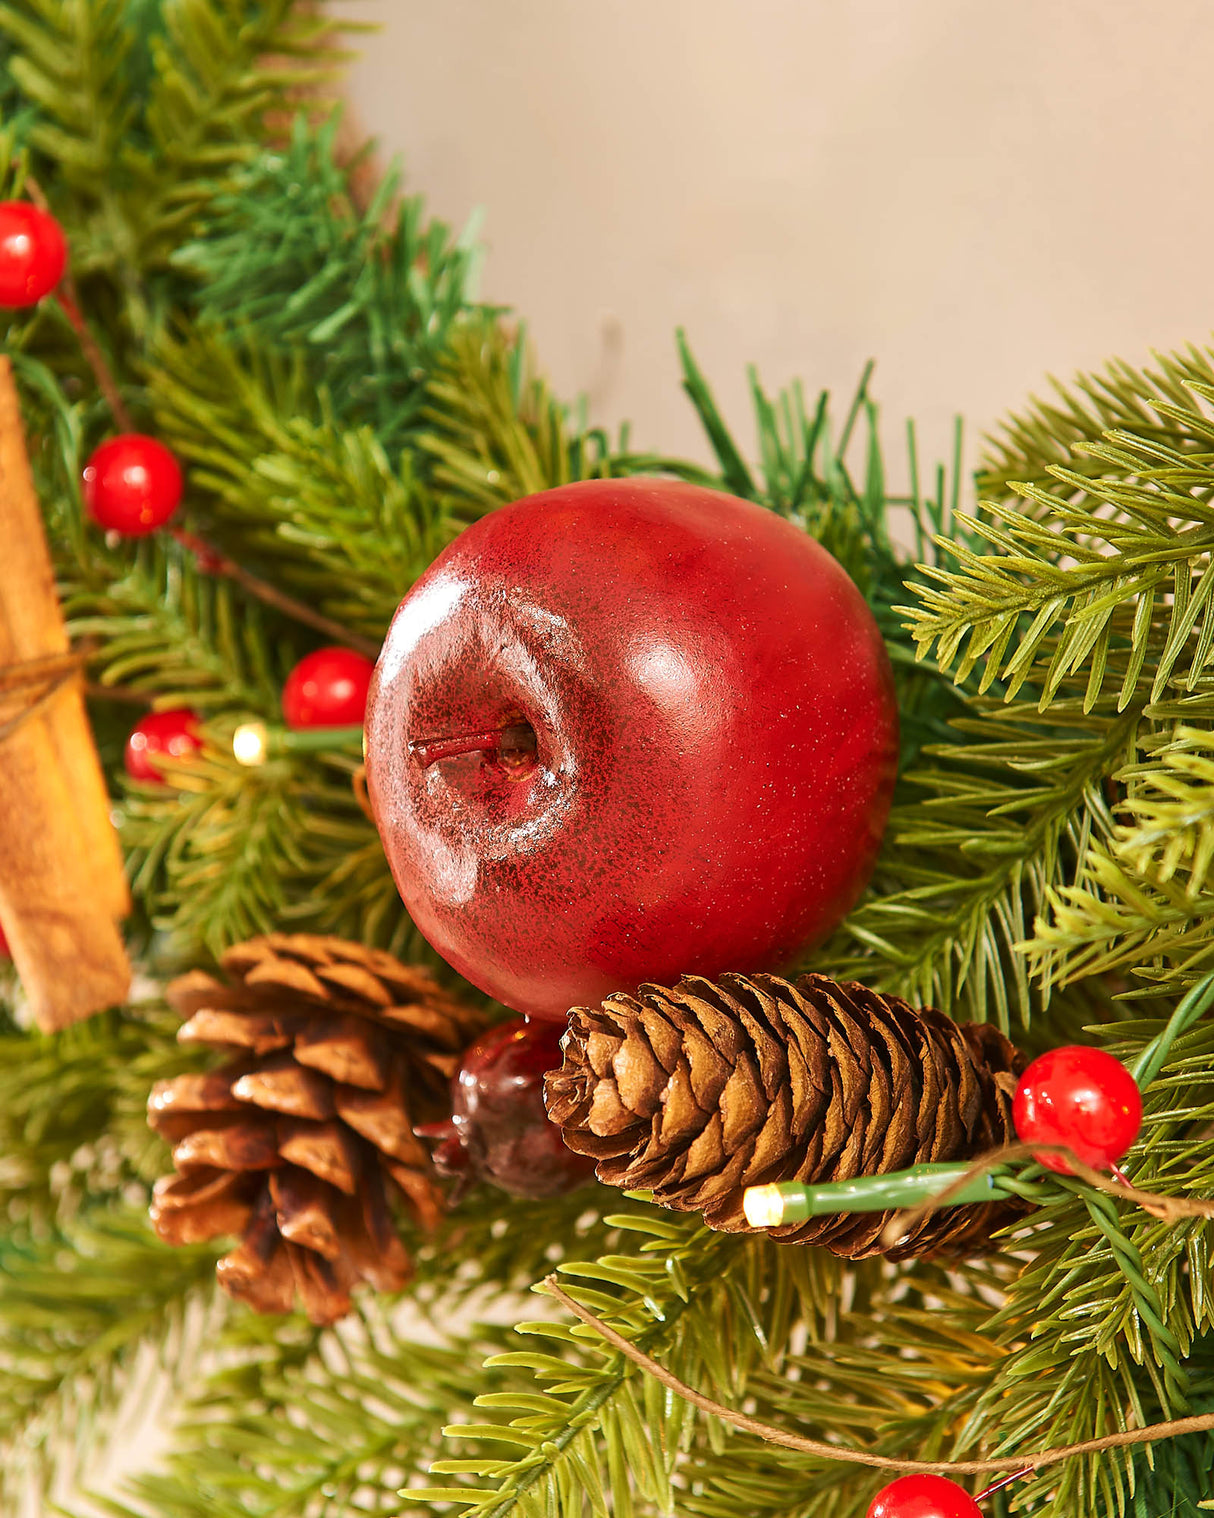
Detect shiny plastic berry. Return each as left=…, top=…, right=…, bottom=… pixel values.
left=421, top=1018, right=596, bottom=1200
left=124, top=708, right=202, bottom=783
left=366, top=477, right=898, bottom=1020
left=0, top=201, right=67, bottom=306
left=83, top=435, right=184, bottom=536
left=282, top=646, right=376, bottom=730
left=1013, top=1045, right=1142, bottom=1176
left=867, top=1474, right=982, bottom=1518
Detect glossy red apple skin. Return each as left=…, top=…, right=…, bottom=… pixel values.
left=365, top=478, right=898, bottom=1020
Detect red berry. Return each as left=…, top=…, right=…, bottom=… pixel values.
left=366, top=478, right=898, bottom=1020
left=1013, top=1045, right=1142, bottom=1176
left=0, top=920, right=9, bottom=958
left=282, top=647, right=376, bottom=729
left=83, top=435, right=183, bottom=536
left=124, top=708, right=202, bottom=783
left=867, top=1474, right=982, bottom=1518
left=0, top=201, right=66, bottom=307
left=422, top=1018, right=597, bottom=1199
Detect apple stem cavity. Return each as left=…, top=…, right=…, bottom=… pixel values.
left=411, top=720, right=538, bottom=776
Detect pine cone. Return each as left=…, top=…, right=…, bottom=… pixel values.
left=148, top=933, right=485, bottom=1324
left=545, top=972, right=1027, bottom=1260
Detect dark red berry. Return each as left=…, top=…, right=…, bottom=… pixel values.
left=83, top=435, right=183, bottom=536
left=282, top=647, right=376, bottom=730
left=422, top=1018, right=597, bottom=1200
left=867, top=1473, right=982, bottom=1518
left=0, top=201, right=66, bottom=307
left=0, top=920, right=9, bottom=958
left=124, top=708, right=202, bottom=783
left=1013, top=1045, right=1142, bottom=1176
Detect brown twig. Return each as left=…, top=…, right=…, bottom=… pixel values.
left=83, top=680, right=152, bottom=706
left=54, top=286, right=135, bottom=432
left=167, top=527, right=380, bottom=659
left=540, top=1276, right=1214, bottom=1477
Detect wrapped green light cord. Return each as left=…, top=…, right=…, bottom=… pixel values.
left=742, top=1163, right=1015, bottom=1227
left=231, top=721, right=364, bottom=766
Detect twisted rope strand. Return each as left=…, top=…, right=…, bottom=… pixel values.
left=542, top=1277, right=1214, bottom=1477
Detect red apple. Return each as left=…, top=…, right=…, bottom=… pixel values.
left=365, top=478, right=897, bottom=1020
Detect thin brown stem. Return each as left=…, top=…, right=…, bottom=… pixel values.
left=411, top=729, right=507, bottom=766
left=541, top=1276, right=1214, bottom=1476
left=411, top=720, right=538, bottom=770
left=83, top=680, right=152, bottom=706
left=54, top=287, right=134, bottom=432
left=975, top=1466, right=1033, bottom=1500
left=167, top=527, right=380, bottom=658
left=23, top=175, right=135, bottom=432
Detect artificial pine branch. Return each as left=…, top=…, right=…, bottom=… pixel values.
left=0, top=1206, right=219, bottom=1513
left=96, top=1302, right=521, bottom=1518
left=419, top=314, right=616, bottom=516
left=979, top=342, right=1214, bottom=511
left=175, top=111, right=479, bottom=452
left=148, top=325, right=450, bottom=639
left=819, top=685, right=1134, bottom=1027
left=909, top=385, right=1214, bottom=712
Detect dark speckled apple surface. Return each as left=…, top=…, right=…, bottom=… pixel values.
left=365, top=478, right=898, bottom=1020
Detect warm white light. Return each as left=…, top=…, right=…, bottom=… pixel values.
left=232, top=721, right=268, bottom=766
left=742, top=1184, right=785, bottom=1229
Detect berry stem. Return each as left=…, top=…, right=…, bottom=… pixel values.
left=23, top=174, right=134, bottom=433
left=974, top=1466, right=1032, bottom=1501
left=167, top=526, right=380, bottom=659
left=54, top=288, right=134, bottom=432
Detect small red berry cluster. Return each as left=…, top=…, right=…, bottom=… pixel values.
left=0, top=200, right=181, bottom=537
left=0, top=199, right=378, bottom=784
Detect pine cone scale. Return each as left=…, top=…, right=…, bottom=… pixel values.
left=231, top=1055, right=335, bottom=1119
left=172, top=1119, right=281, bottom=1172
left=270, top=1168, right=342, bottom=1259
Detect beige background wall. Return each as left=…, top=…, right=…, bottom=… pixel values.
left=343, top=0, right=1214, bottom=499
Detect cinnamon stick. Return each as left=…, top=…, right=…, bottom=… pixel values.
left=0, top=357, right=130, bottom=1028
left=0, top=359, right=129, bottom=921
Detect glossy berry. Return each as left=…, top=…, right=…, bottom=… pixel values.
left=0, top=201, right=67, bottom=307
left=366, top=478, right=899, bottom=1020
left=83, top=435, right=183, bottom=536
left=1013, top=1045, right=1142, bottom=1176
left=124, top=708, right=202, bottom=783
left=282, top=646, right=376, bottom=730
left=420, top=1018, right=597, bottom=1199
left=867, top=1474, right=982, bottom=1518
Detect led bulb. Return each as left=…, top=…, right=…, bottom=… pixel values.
left=232, top=721, right=268, bottom=767
left=742, top=1184, right=787, bottom=1228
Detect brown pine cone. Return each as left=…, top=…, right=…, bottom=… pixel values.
left=148, top=933, right=485, bottom=1324
left=544, top=972, right=1028, bottom=1260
